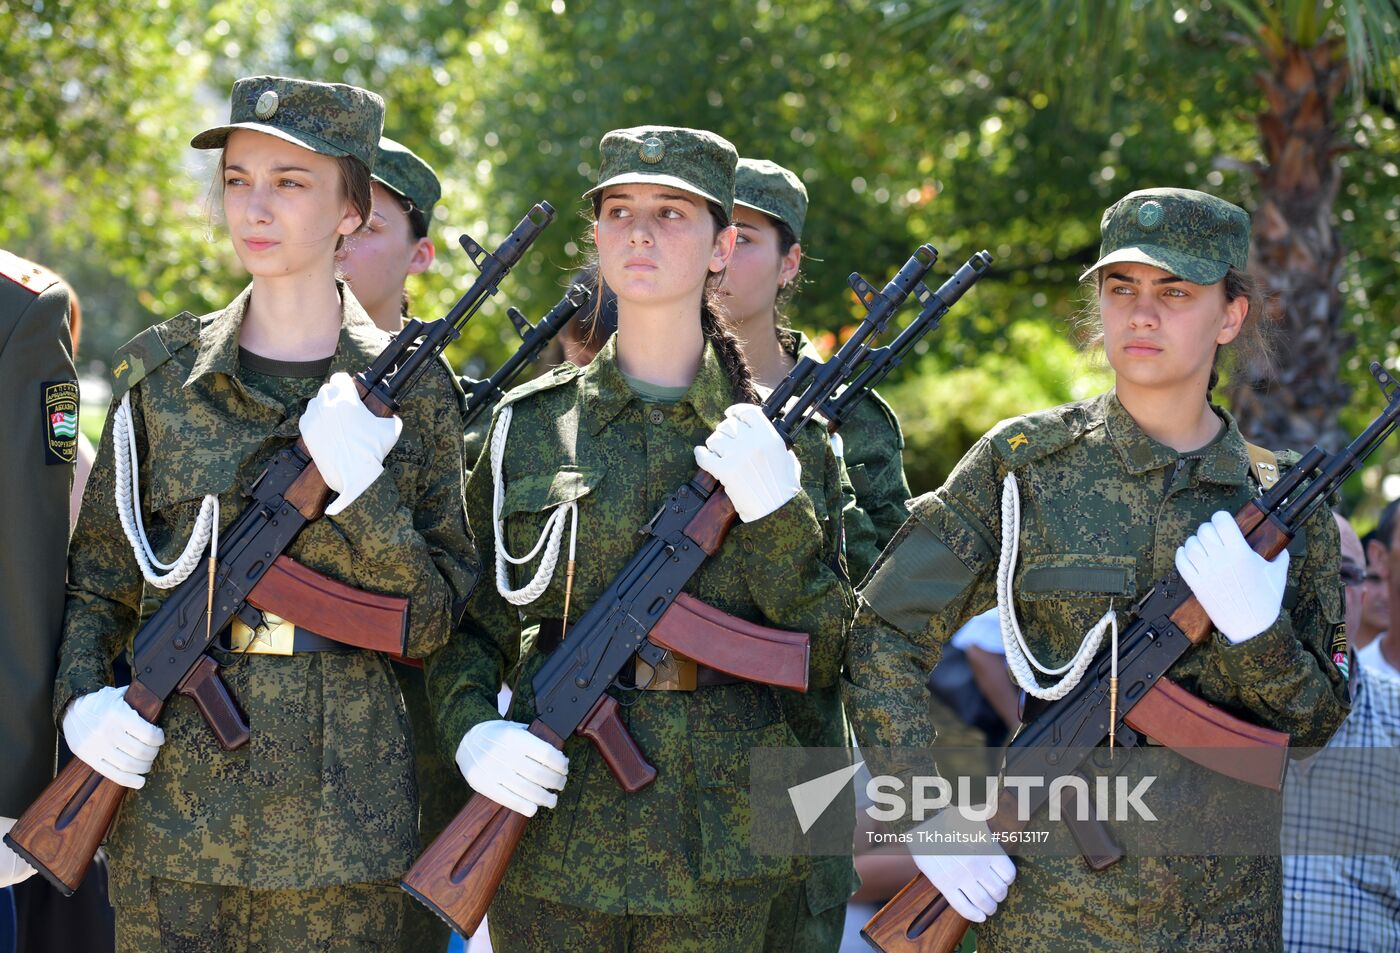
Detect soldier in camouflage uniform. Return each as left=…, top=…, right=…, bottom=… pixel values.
left=338, top=134, right=468, bottom=953
left=53, top=76, right=475, bottom=952
left=721, top=157, right=911, bottom=951
left=427, top=126, right=855, bottom=952
left=846, top=188, right=1349, bottom=952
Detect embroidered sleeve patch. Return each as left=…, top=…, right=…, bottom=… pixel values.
left=43, top=380, right=79, bottom=465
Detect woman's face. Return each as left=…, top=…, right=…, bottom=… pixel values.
left=338, top=181, right=434, bottom=329
left=1098, top=261, right=1246, bottom=393
left=593, top=184, right=735, bottom=311
left=720, top=205, right=801, bottom=328
left=222, top=129, right=362, bottom=280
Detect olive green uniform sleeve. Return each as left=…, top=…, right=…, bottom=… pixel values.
left=54, top=395, right=146, bottom=721
left=327, top=365, right=476, bottom=658
left=840, top=395, right=912, bottom=583
left=1209, top=502, right=1349, bottom=746
left=427, top=409, right=520, bottom=760
left=842, top=436, right=1001, bottom=752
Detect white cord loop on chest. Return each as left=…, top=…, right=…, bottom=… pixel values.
left=491, top=403, right=578, bottom=607
left=112, top=391, right=220, bottom=589
left=997, top=471, right=1117, bottom=701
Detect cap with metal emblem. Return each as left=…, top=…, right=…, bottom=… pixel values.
left=1081, top=187, right=1251, bottom=285
left=734, top=158, right=808, bottom=240
left=584, top=125, right=738, bottom=218
left=373, top=137, right=442, bottom=219
left=190, top=75, right=385, bottom=171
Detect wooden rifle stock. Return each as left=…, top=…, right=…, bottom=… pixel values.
left=5, top=681, right=164, bottom=895
left=400, top=720, right=563, bottom=936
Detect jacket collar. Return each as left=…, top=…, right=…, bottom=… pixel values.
left=1101, top=390, right=1252, bottom=486
left=583, top=336, right=735, bottom=435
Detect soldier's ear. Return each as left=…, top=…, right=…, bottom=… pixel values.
left=1214, top=290, right=1247, bottom=346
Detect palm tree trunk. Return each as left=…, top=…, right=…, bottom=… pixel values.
left=1226, top=34, right=1351, bottom=452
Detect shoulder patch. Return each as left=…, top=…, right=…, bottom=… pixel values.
left=986, top=403, right=1089, bottom=468
left=0, top=250, right=61, bottom=296
left=111, top=311, right=202, bottom=398
left=497, top=362, right=583, bottom=410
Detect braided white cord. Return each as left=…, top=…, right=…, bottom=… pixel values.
left=112, top=391, right=219, bottom=589
left=997, top=471, right=1116, bottom=700
left=491, top=403, right=577, bottom=607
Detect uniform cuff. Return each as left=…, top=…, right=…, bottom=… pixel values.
left=325, top=468, right=403, bottom=542
left=1214, top=612, right=1294, bottom=683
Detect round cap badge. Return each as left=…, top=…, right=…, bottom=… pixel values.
left=639, top=137, right=665, bottom=164
left=1137, top=200, right=1164, bottom=230
left=254, top=90, right=279, bottom=120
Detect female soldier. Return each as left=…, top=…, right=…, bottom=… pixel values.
left=53, top=76, right=474, bottom=951
left=846, top=187, right=1348, bottom=952
left=722, top=157, right=911, bottom=951
left=427, top=126, right=854, bottom=952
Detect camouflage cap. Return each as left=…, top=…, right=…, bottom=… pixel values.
left=191, top=75, right=384, bottom=170
left=734, top=158, right=808, bottom=240
left=584, top=125, right=737, bottom=218
left=373, top=137, right=441, bottom=217
left=1082, top=187, right=1250, bottom=285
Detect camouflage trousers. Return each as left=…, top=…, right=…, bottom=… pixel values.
left=488, top=889, right=771, bottom=953
left=761, top=879, right=845, bottom=953
left=394, top=660, right=468, bottom=953
left=109, top=874, right=404, bottom=953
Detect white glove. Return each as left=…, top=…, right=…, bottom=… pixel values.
left=911, top=810, right=1016, bottom=923
left=455, top=720, right=569, bottom=818
left=694, top=403, right=802, bottom=523
left=1175, top=510, right=1290, bottom=644
left=63, top=686, right=166, bottom=790
left=0, top=818, right=36, bottom=888
left=300, top=372, right=403, bottom=517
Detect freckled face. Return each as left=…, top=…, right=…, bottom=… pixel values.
left=593, top=184, right=735, bottom=311
left=221, top=129, right=361, bottom=279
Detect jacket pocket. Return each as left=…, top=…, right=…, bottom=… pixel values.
left=690, top=717, right=799, bottom=885
left=1011, top=553, right=1138, bottom=658
left=499, top=467, right=605, bottom=577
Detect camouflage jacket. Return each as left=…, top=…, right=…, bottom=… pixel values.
left=55, top=283, right=476, bottom=888
left=848, top=390, right=1349, bottom=952
left=427, top=337, right=855, bottom=915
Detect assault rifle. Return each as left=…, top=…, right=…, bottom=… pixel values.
left=402, top=246, right=996, bottom=937
left=4, top=203, right=556, bottom=896
left=462, top=282, right=594, bottom=429
left=863, top=362, right=1400, bottom=953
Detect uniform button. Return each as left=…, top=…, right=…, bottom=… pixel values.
left=649, top=408, right=664, bottom=425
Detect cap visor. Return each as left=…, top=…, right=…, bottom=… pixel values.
left=190, top=122, right=351, bottom=160
left=584, top=172, right=728, bottom=214
left=1078, top=246, right=1229, bottom=285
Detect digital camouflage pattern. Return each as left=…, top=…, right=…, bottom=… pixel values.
left=107, top=869, right=404, bottom=953
left=190, top=75, right=385, bottom=169
left=585, top=125, right=738, bottom=218
left=459, top=373, right=492, bottom=474
left=55, top=282, right=476, bottom=889
left=374, top=136, right=441, bottom=217
left=735, top=158, right=809, bottom=240
left=488, top=889, right=770, bottom=953
left=427, top=336, right=854, bottom=916
left=848, top=390, right=1349, bottom=953
left=762, top=330, right=911, bottom=951
left=1083, top=187, right=1250, bottom=285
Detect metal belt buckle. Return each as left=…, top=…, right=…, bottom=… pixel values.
left=636, top=654, right=698, bottom=691
left=230, top=612, right=295, bottom=656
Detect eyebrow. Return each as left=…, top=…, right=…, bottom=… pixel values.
left=603, top=191, right=698, bottom=206
left=223, top=164, right=314, bottom=174
left=1106, top=271, right=1183, bottom=286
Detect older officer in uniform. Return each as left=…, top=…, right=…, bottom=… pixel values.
left=0, top=252, right=75, bottom=890
left=340, top=134, right=469, bottom=953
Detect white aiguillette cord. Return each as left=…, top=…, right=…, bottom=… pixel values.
left=113, top=391, right=220, bottom=592
left=997, top=472, right=1120, bottom=743
left=490, top=403, right=578, bottom=627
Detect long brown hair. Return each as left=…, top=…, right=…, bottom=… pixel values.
left=588, top=196, right=760, bottom=404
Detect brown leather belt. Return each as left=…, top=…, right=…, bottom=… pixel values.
left=535, top=618, right=741, bottom=690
